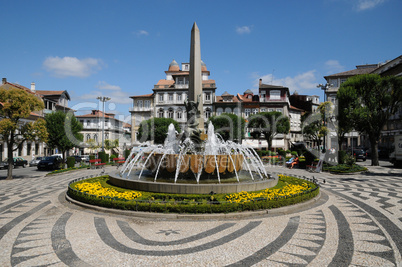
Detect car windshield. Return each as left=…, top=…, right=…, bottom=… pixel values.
left=43, top=157, right=55, bottom=161
left=36, top=157, right=42, bottom=160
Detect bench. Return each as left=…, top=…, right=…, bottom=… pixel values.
left=113, top=157, right=125, bottom=166
left=89, top=159, right=106, bottom=169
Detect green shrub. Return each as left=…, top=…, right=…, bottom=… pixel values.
left=66, top=157, right=75, bottom=168
left=89, top=155, right=95, bottom=161
left=110, top=154, right=117, bottom=161
left=124, top=149, right=131, bottom=160
left=338, top=150, right=347, bottom=164
left=98, top=151, right=107, bottom=163
left=291, top=151, right=298, bottom=156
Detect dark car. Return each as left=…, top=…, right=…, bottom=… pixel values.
left=72, top=155, right=82, bottom=163
left=0, top=157, right=28, bottom=169
left=29, top=156, right=43, bottom=167
left=348, top=148, right=367, bottom=161
left=37, top=156, right=63, bottom=170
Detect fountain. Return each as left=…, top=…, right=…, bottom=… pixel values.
left=108, top=23, right=277, bottom=194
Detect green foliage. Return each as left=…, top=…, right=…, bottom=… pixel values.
left=337, top=74, right=402, bottom=165
left=89, top=155, right=95, bottom=161
left=338, top=150, right=347, bottom=164
left=110, top=154, right=117, bottom=160
left=124, top=149, right=130, bottom=160
left=45, top=111, right=83, bottom=160
left=137, top=118, right=181, bottom=144
left=248, top=111, right=290, bottom=150
left=325, top=164, right=367, bottom=173
left=105, top=139, right=119, bottom=151
left=0, top=87, right=48, bottom=179
left=208, top=113, right=245, bottom=142
left=291, top=151, right=298, bottom=156
left=98, top=151, right=107, bottom=163
left=66, top=156, right=75, bottom=168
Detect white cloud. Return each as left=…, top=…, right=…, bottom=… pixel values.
left=236, top=26, right=251, bottom=34
left=77, top=81, right=131, bottom=105
left=356, top=0, right=386, bottom=11
left=134, top=30, right=149, bottom=36
left=43, top=56, right=103, bottom=78
left=325, top=60, right=345, bottom=74
left=254, top=70, right=318, bottom=92
left=96, top=81, right=121, bottom=91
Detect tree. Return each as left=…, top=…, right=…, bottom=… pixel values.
left=0, top=87, right=48, bottom=179
left=45, top=111, right=83, bottom=165
left=337, top=74, right=402, bottom=166
left=87, top=138, right=100, bottom=154
left=208, top=113, right=245, bottom=142
left=248, top=111, right=290, bottom=151
left=137, top=118, right=181, bottom=144
left=105, top=139, right=119, bottom=152
left=302, top=102, right=332, bottom=151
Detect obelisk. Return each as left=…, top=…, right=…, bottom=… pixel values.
left=188, top=22, right=204, bottom=132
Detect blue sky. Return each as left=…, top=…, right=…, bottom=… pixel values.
left=1, top=0, right=401, bottom=123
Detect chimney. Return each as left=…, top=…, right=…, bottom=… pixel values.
left=259, top=79, right=262, bottom=86
left=31, top=82, right=36, bottom=92
left=2, top=78, right=6, bottom=84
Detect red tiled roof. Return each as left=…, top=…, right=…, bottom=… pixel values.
left=123, top=122, right=131, bottom=128
left=35, top=90, right=64, bottom=95
left=156, top=80, right=175, bottom=85
left=76, top=110, right=116, bottom=119
left=130, top=93, right=153, bottom=98
left=0, top=82, right=36, bottom=95
left=215, top=95, right=240, bottom=103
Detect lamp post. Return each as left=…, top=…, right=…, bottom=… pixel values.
left=317, top=83, right=332, bottom=153
left=97, top=96, right=111, bottom=152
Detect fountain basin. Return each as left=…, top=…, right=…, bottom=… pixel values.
left=108, top=173, right=277, bottom=194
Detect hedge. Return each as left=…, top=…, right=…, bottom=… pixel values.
left=66, top=157, right=75, bottom=168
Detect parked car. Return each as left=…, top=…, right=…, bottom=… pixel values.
left=72, top=155, right=82, bottom=163
left=29, top=156, right=43, bottom=167
left=347, top=148, right=367, bottom=161
left=81, top=155, right=90, bottom=163
left=0, top=157, right=28, bottom=169
left=37, top=156, right=63, bottom=170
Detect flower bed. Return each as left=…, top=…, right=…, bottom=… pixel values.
left=67, top=175, right=319, bottom=214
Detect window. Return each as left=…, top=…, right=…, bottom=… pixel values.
left=217, top=108, right=223, bottom=116
left=205, top=93, right=211, bottom=101
left=86, top=120, right=90, bottom=127
left=245, top=109, right=251, bottom=117
left=86, top=134, right=91, bottom=141
left=177, top=94, right=182, bottom=101
left=137, top=100, right=143, bottom=108
left=268, top=108, right=274, bottom=112
left=260, top=108, right=266, bottom=112
left=270, top=90, right=281, bottom=100
left=158, top=108, right=164, bottom=118
left=205, top=108, right=211, bottom=119
left=177, top=108, right=182, bottom=119
left=105, top=133, right=109, bottom=140
left=225, top=107, right=232, bottom=113
left=35, top=143, right=39, bottom=155
left=168, top=94, right=173, bottom=102
left=177, top=77, right=184, bottom=84
left=18, top=145, right=22, bottom=156
left=276, top=108, right=283, bottom=113
left=340, top=78, right=348, bottom=84
left=168, top=108, right=174, bottom=119
left=234, top=107, right=241, bottom=115
left=159, top=94, right=164, bottom=102
left=94, top=134, right=98, bottom=142
left=144, top=100, right=151, bottom=108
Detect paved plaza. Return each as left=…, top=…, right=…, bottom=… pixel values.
left=0, top=163, right=401, bottom=266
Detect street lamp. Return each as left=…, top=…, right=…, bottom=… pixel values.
left=317, top=83, right=332, bottom=153
left=97, top=96, right=111, bottom=152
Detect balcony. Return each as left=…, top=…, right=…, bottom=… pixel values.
left=129, top=107, right=152, bottom=112
left=175, top=84, right=189, bottom=89
left=259, top=97, right=288, bottom=102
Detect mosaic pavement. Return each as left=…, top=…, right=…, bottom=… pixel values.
left=0, top=165, right=401, bottom=266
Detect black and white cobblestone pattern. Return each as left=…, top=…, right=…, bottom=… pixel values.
left=0, top=165, right=401, bottom=266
